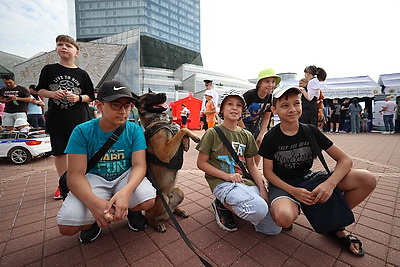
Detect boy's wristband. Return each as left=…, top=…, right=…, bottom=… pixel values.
left=78, top=95, right=83, bottom=102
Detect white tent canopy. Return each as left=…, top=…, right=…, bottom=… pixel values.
left=378, top=73, right=400, bottom=95
left=279, top=75, right=380, bottom=99
left=323, top=76, right=380, bottom=99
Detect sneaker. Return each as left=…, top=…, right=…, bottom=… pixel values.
left=381, top=131, right=390, bottom=135
left=79, top=222, right=101, bottom=244
left=390, top=131, right=395, bottom=134
left=53, top=185, right=63, bottom=200
left=211, top=199, right=237, bottom=232
left=283, top=224, right=293, bottom=231
left=127, top=210, right=147, bottom=231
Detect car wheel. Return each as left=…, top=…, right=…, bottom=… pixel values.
left=9, top=147, right=32, bottom=164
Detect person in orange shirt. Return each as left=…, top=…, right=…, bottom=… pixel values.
left=204, top=91, right=216, bottom=128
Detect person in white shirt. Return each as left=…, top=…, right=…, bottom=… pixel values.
left=200, top=80, right=219, bottom=130
left=299, top=65, right=327, bottom=127
left=180, top=104, right=190, bottom=128
left=380, top=96, right=397, bottom=134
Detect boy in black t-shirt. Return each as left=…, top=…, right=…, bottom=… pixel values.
left=37, top=35, right=95, bottom=199
left=259, top=86, right=376, bottom=257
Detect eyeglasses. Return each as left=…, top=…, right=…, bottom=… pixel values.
left=106, top=102, right=134, bottom=111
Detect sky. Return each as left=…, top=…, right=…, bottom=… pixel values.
left=1, top=0, right=399, bottom=82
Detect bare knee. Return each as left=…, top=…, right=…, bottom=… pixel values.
left=271, top=200, right=298, bottom=228
left=58, top=225, right=86, bottom=236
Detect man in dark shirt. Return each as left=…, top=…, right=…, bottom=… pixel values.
left=0, top=75, right=32, bottom=130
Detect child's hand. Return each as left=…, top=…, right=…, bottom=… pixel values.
left=53, top=90, right=67, bottom=100
left=225, top=173, right=244, bottom=183
left=310, top=181, right=335, bottom=204
left=292, top=187, right=315, bottom=205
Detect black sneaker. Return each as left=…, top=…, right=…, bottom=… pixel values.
left=211, top=199, right=237, bottom=232
left=79, top=222, right=101, bottom=244
left=283, top=224, right=293, bottom=231
left=127, top=210, right=147, bottom=231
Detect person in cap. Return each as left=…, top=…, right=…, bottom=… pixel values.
left=37, top=34, right=95, bottom=199
left=196, top=89, right=281, bottom=235
left=203, top=90, right=217, bottom=128
left=200, top=79, right=219, bottom=130
left=238, top=68, right=281, bottom=166
left=299, top=65, right=327, bottom=126
left=13, top=117, right=31, bottom=133
left=259, top=86, right=376, bottom=257
left=57, top=80, right=156, bottom=244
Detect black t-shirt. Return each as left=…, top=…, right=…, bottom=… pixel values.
left=259, top=124, right=333, bottom=185
left=37, top=63, right=95, bottom=134
left=242, top=89, right=272, bottom=124
left=0, top=85, right=30, bottom=113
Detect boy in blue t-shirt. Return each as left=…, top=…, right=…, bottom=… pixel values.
left=57, top=80, right=156, bottom=243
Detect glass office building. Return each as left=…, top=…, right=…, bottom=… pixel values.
left=73, top=0, right=202, bottom=69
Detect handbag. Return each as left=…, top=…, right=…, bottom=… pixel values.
left=298, top=123, right=354, bottom=234
left=214, top=126, right=253, bottom=181
left=59, top=122, right=126, bottom=200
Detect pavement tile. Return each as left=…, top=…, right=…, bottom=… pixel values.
left=81, top=233, right=119, bottom=260
left=203, top=239, right=243, bottom=266
left=160, top=238, right=199, bottom=266
left=3, top=230, right=44, bottom=255
left=292, top=243, right=336, bottom=266
left=120, top=235, right=158, bottom=264
left=42, top=245, right=84, bottom=267
left=0, top=243, right=43, bottom=267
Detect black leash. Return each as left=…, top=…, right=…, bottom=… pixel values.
left=147, top=169, right=213, bottom=267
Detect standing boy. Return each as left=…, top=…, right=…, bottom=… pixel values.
left=57, top=80, right=156, bottom=243
left=259, top=86, right=376, bottom=256
left=196, top=89, right=281, bottom=235
left=0, top=75, right=32, bottom=130
left=239, top=68, right=281, bottom=166
left=37, top=35, right=95, bottom=199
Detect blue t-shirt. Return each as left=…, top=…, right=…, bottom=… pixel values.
left=65, top=118, right=147, bottom=181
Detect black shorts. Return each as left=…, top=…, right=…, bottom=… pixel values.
left=50, top=133, right=71, bottom=156
left=181, top=116, right=187, bottom=125
left=331, top=114, right=341, bottom=123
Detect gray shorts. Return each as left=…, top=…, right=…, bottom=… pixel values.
left=268, top=171, right=330, bottom=212
left=57, top=168, right=156, bottom=226
left=2, top=112, right=27, bottom=127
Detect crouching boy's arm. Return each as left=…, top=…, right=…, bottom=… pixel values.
left=67, top=153, right=113, bottom=227
left=107, top=149, right=147, bottom=221
left=263, top=158, right=315, bottom=206
left=197, top=151, right=244, bottom=183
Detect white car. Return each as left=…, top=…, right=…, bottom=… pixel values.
left=0, top=131, right=52, bottom=164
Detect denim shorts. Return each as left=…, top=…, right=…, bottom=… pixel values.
left=213, top=182, right=281, bottom=235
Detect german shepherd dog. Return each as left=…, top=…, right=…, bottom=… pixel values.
left=138, top=91, right=200, bottom=232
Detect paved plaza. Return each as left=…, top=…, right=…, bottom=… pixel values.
left=0, top=131, right=399, bottom=266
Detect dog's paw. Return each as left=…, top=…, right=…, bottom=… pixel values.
left=174, top=208, right=189, bottom=218
left=155, top=223, right=167, bottom=233
left=191, top=135, right=201, bottom=143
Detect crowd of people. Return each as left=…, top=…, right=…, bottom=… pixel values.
left=1, top=34, right=393, bottom=258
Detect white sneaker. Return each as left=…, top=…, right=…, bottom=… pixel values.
left=390, top=131, right=395, bottom=134
left=381, top=132, right=390, bottom=135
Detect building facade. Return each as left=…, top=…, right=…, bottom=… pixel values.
left=73, top=0, right=202, bottom=69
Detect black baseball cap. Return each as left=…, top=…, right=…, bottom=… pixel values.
left=203, top=79, right=213, bottom=84
left=97, top=80, right=136, bottom=102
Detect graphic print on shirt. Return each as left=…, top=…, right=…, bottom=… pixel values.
left=95, top=148, right=130, bottom=181
left=49, top=75, right=83, bottom=109
left=217, top=141, right=246, bottom=174
left=274, top=141, right=313, bottom=169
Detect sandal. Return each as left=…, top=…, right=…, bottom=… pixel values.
left=328, top=230, right=365, bottom=257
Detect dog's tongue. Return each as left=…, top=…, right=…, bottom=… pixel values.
left=154, top=103, right=169, bottom=109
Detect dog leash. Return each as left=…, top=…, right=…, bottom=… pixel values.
left=146, top=169, right=213, bottom=267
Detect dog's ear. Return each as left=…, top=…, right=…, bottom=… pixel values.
left=131, top=92, right=140, bottom=105
left=148, top=88, right=153, bottom=93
